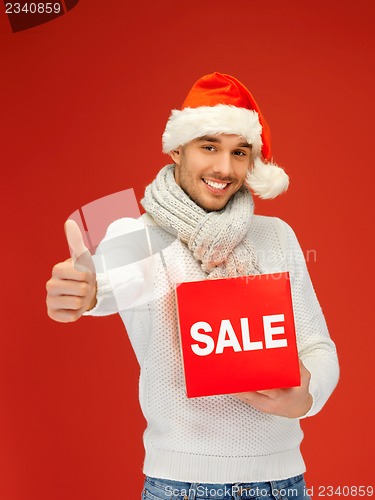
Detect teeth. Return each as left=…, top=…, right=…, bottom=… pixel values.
left=204, top=179, right=228, bottom=190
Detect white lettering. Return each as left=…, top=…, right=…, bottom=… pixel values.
left=190, top=321, right=215, bottom=356
left=263, top=314, right=288, bottom=348
left=215, top=319, right=242, bottom=354
left=189, top=315, right=289, bottom=356
left=240, top=317, right=263, bottom=351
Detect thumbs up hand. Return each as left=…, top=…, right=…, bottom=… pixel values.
left=46, top=220, right=97, bottom=323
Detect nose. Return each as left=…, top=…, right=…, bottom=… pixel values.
left=213, top=152, right=234, bottom=178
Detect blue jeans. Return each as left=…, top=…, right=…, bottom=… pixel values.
left=142, top=474, right=311, bottom=499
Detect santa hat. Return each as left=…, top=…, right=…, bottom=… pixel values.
left=162, top=72, right=289, bottom=199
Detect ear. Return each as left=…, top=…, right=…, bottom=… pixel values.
left=170, top=148, right=181, bottom=165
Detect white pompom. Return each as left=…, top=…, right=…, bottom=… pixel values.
left=245, top=156, right=289, bottom=199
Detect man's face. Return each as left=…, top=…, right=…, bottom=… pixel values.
left=170, top=134, right=253, bottom=212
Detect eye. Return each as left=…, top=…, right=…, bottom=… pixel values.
left=202, top=145, right=217, bottom=152
left=233, top=150, right=247, bottom=156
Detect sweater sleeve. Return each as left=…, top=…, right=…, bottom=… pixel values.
left=83, top=271, right=118, bottom=316
left=277, top=218, right=339, bottom=418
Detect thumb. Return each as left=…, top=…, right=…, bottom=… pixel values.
left=64, top=219, right=88, bottom=259
left=64, top=219, right=95, bottom=274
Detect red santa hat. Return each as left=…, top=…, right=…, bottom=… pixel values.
left=162, top=72, right=289, bottom=199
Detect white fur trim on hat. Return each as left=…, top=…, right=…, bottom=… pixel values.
left=162, top=104, right=263, bottom=154
left=245, top=156, right=289, bottom=199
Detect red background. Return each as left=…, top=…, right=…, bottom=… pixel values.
left=1, top=1, right=374, bottom=498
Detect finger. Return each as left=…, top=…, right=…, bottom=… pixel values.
left=64, top=220, right=95, bottom=274
left=256, top=389, right=281, bottom=398
left=232, top=392, right=276, bottom=414
left=232, top=391, right=269, bottom=403
left=64, top=220, right=88, bottom=260
left=46, top=277, right=91, bottom=297
left=47, top=295, right=86, bottom=311
left=51, top=260, right=92, bottom=282
left=47, top=307, right=86, bottom=323
left=74, top=250, right=96, bottom=274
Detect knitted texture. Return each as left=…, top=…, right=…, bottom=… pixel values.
left=86, top=213, right=339, bottom=483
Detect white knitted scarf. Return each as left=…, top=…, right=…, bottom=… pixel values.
left=141, top=164, right=260, bottom=279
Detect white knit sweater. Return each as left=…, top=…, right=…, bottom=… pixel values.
left=86, top=212, right=339, bottom=483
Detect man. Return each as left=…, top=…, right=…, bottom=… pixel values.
left=46, top=73, right=339, bottom=499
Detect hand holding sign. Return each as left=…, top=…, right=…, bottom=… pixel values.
left=232, top=360, right=313, bottom=418
left=46, top=220, right=97, bottom=323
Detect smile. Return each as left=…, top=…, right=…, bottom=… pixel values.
left=203, top=179, right=230, bottom=191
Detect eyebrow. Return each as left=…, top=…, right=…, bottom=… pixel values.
left=194, top=135, right=251, bottom=148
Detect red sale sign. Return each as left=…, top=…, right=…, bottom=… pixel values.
left=176, top=272, right=300, bottom=398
